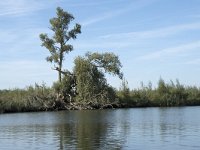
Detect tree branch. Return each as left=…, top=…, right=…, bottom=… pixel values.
left=52, top=66, right=73, bottom=76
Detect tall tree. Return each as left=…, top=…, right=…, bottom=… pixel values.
left=40, top=7, right=81, bottom=82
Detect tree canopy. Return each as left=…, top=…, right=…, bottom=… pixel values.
left=86, top=52, right=123, bottom=79
left=74, top=52, right=123, bottom=104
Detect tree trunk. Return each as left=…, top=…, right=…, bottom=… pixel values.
left=59, top=54, right=63, bottom=82
left=59, top=71, right=61, bottom=82
left=58, top=42, right=64, bottom=83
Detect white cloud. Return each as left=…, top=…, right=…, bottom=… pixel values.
left=74, top=22, right=200, bottom=51
left=82, top=0, right=157, bottom=27
left=81, top=5, right=133, bottom=27
left=64, top=1, right=123, bottom=7
left=101, top=22, right=200, bottom=40
left=185, top=59, right=200, bottom=65
left=73, top=40, right=132, bottom=50
left=0, top=29, right=20, bottom=44
left=0, top=0, right=41, bottom=16
left=0, top=60, right=56, bottom=89
left=0, top=0, right=61, bottom=17
left=137, top=41, right=200, bottom=60
left=0, top=27, right=50, bottom=60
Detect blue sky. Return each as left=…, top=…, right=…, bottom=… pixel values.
left=1, top=0, right=200, bottom=89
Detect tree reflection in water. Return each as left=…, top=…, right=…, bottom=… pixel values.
left=55, top=110, right=129, bottom=150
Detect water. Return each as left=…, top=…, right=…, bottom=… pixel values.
left=0, top=107, right=200, bottom=150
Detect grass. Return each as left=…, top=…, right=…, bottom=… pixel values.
left=117, top=79, right=200, bottom=107
left=1, top=79, right=200, bottom=114
left=0, top=84, right=55, bottom=113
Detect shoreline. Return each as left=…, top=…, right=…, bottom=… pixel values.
left=1, top=102, right=199, bottom=114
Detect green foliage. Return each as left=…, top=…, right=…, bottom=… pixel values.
left=0, top=84, right=55, bottom=113
left=117, top=79, right=200, bottom=107
left=74, top=56, right=106, bottom=103
left=1, top=78, right=200, bottom=113
left=40, top=7, right=81, bottom=82
left=186, top=86, right=200, bottom=105
left=117, top=79, right=131, bottom=104
left=121, top=81, right=153, bottom=107
left=52, top=74, right=76, bottom=102
left=73, top=53, right=122, bottom=105
left=86, top=52, right=123, bottom=79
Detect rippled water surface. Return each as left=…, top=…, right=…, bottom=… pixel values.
left=0, top=107, right=200, bottom=150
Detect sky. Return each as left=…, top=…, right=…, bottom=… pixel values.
left=1, top=0, right=200, bottom=89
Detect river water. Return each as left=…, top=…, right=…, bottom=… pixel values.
left=0, top=107, right=200, bottom=150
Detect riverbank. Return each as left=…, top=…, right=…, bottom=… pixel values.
left=0, top=84, right=119, bottom=114
left=1, top=79, right=200, bottom=114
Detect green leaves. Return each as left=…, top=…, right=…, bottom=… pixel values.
left=63, top=44, right=73, bottom=53
left=86, top=52, right=123, bottom=79
left=46, top=53, right=59, bottom=63
left=68, top=24, right=81, bottom=39
left=40, top=34, right=56, bottom=52
left=73, top=52, right=123, bottom=103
